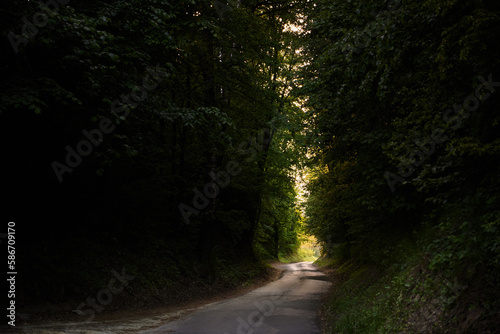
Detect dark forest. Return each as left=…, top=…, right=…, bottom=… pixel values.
left=2, top=0, right=500, bottom=332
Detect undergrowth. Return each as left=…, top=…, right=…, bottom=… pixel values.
left=279, top=244, right=319, bottom=263
left=318, top=223, right=500, bottom=333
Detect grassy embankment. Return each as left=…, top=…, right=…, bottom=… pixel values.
left=316, top=226, right=500, bottom=333
left=18, top=236, right=275, bottom=323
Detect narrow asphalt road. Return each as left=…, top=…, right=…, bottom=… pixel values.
left=17, top=262, right=331, bottom=334
left=142, top=261, right=331, bottom=334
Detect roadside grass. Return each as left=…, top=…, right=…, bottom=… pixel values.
left=317, top=223, right=500, bottom=334
left=279, top=244, right=319, bottom=263
left=279, top=252, right=317, bottom=263
left=317, top=233, right=451, bottom=334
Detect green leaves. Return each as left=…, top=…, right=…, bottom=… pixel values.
left=299, top=0, right=500, bottom=270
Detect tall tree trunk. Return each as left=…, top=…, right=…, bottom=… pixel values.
left=274, top=218, right=279, bottom=259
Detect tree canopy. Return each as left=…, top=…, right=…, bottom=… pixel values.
left=1, top=0, right=500, bottom=331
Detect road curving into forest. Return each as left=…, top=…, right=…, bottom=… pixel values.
left=17, top=262, right=331, bottom=334
left=143, top=261, right=331, bottom=334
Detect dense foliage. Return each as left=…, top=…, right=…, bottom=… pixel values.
left=301, top=0, right=500, bottom=330
left=1, top=0, right=305, bottom=306
left=2, top=0, right=499, bottom=330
